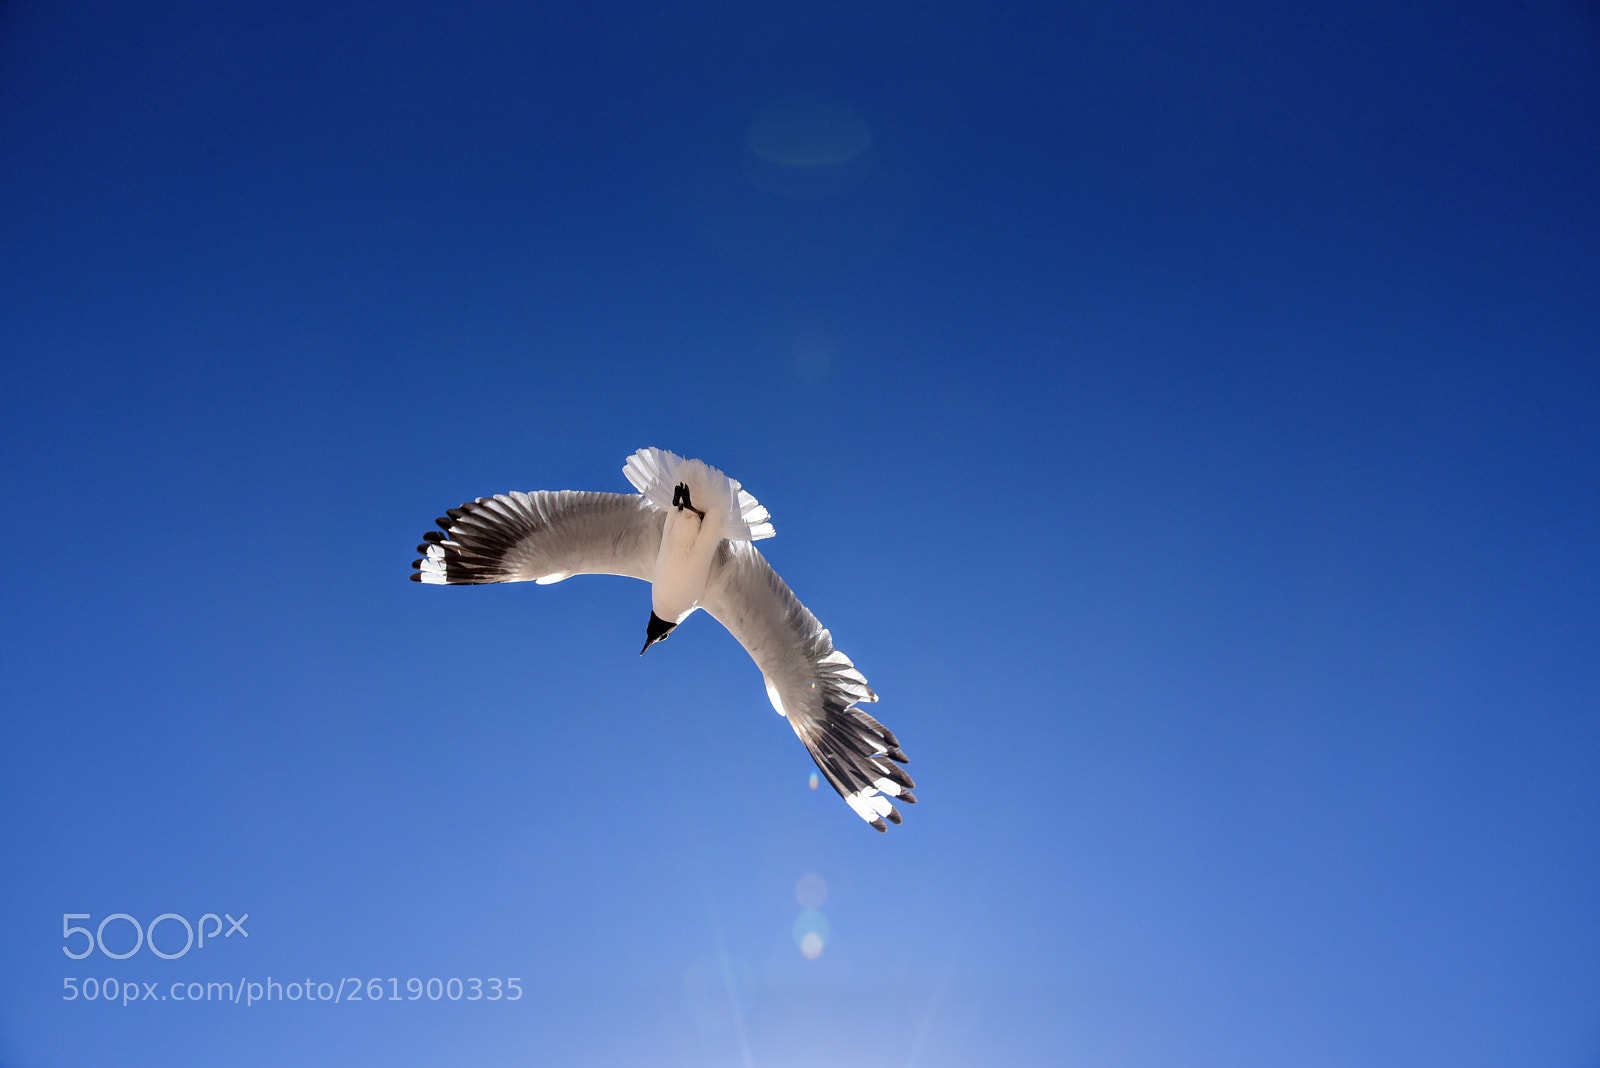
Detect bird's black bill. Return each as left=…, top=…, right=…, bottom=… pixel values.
left=641, top=611, right=677, bottom=654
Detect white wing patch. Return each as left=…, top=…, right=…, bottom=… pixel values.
left=416, top=542, right=448, bottom=584
left=844, top=787, right=898, bottom=824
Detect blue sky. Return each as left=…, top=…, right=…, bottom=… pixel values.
left=2, top=0, right=1598, bottom=1064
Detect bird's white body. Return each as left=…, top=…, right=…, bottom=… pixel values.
left=628, top=453, right=751, bottom=626
left=412, top=447, right=914, bottom=831
left=652, top=504, right=717, bottom=624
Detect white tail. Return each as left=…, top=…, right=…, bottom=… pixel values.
left=623, top=447, right=775, bottom=542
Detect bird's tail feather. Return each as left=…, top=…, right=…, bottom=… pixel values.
left=623, top=447, right=775, bottom=541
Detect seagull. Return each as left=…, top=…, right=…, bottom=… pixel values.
left=411, top=447, right=915, bottom=831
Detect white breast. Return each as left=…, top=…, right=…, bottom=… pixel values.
left=651, top=504, right=724, bottom=623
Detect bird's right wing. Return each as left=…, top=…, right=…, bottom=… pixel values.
left=412, top=490, right=664, bottom=585
left=700, top=539, right=914, bottom=831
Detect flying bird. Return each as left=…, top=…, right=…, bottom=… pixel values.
left=411, top=447, right=915, bottom=831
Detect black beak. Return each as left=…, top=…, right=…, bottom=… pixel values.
left=641, top=611, right=676, bottom=654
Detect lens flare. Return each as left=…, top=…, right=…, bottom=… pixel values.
left=747, top=98, right=870, bottom=167
left=792, top=908, right=830, bottom=960
left=795, top=873, right=828, bottom=909
left=743, top=97, right=873, bottom=200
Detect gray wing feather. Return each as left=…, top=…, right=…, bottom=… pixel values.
left=699, top=540, right=914, bottom=831
left=411, top=490, right=664, bottom=585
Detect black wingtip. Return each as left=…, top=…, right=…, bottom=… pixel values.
left=888, top=767, right=916, bottom=791
left=901, top=791, right=917, bottom=804
left=408, top=573, right=421, bottom=582
left=886, top=807, right=902, bottom=825
left=869, top=818, right=888, bottom=832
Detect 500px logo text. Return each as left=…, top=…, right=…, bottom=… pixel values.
left=62, top=912, right=248, bottom=960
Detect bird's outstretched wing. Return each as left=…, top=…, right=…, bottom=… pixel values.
left=699, top=540, right=914, bottom=831
left=412, top=490, right=664, bottom=585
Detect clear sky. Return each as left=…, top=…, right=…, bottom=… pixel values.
left=2, top=1, right=1598, bottom=1065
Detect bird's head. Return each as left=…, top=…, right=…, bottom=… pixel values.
left=640, top=611, right=677, bottom=654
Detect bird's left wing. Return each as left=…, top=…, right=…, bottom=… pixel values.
left=699, top=539, right=915, bottom=831
left=412, top=490, right=664, bottom=585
